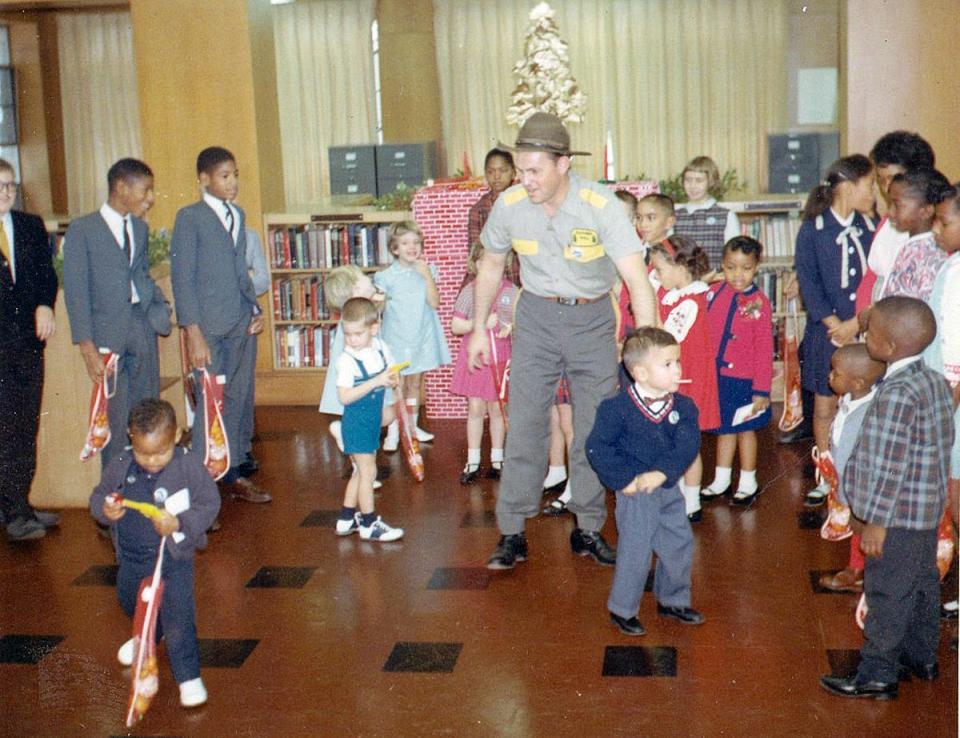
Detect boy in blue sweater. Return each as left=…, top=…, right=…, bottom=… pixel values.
left=587, top=328, right=704, bottom=636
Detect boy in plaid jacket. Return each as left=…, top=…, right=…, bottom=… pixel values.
left=820, top=296, right=954, bottom=700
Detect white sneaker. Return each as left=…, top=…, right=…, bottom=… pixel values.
left=117, top=637, right=135, bottom=666
left=329, top=420, right=344, bottom=453
left=179, top=677, right=207, bottom=708
left=335, top=512, right=360, bottom=536
left=383, top=422, right=399, bottom=452
left=359, top=516, right=404, bottom=542
left=414, top=426, right=434, bottom=443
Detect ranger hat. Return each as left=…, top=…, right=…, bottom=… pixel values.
left=498, top=112, right=591, bottom=157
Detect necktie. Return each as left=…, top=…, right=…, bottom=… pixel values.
left=122, top=217, right=132, bottom=265
left=223, top=201, right=235, bottom=239
left=0, top=221, right=10, bottom=274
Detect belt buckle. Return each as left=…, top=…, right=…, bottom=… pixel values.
left=557, top=297, right=578, bottom=306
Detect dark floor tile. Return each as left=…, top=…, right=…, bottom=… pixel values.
left=383, top=641, right=462, bottom=673
left=809, top=570, right=859, bottom=595
left=198, top=638, right=259, bottom=668
left=797, top=510, right=826, bottom=529
left=72, top=564, right=118, bottom=587
left=460, top=510, right=497, bottom=528
left=0, top=635, right=65, bottom=664
left=602, top=646, right=677, bottom=677
left=827, top=649, right=861, bottom=678
left=300, top=510, right=341, bottom=528
left=427, top=567, right=490, bottom=590
left=245, top=566, right=317, bottom=589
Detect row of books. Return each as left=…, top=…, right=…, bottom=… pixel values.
left=274, top=325, right=331, bottom=369
left=740, top=214, right=802, bottom=259
left=756, top=267, right=804, bottom=316
left=269, top=224, right=394, bottom=270
left=272, top=276, right=330, bottom=322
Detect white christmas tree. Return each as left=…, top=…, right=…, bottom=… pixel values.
left=506, top=2, right=587, bottom=127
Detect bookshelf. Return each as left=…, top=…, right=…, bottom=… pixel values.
left=258, top=210, right=410, bottom=404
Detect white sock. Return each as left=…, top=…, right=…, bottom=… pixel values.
left=558, top=482, right=572, bottom=504
left=467, top=448, right=481, bottom=466
left=490, top=448, right=504, bottom=464
left=543, top=465, right=567, bottom=488
left=738, top=469, right=758, bottom=494
left=707, top=467, right=732, bottom=493
left=681, top=483, right=701, bottom=514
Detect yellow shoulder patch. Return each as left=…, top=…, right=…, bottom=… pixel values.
left=579, top=188, right=608, bottom=209
left=503, top=188, right=529, bottom=206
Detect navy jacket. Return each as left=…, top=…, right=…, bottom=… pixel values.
left=587, top=386, right=700, bottom=492
left=0, top=210, right=57, bottom=350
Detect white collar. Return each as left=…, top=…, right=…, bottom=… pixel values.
left=681, top=197, right=717, bottom=213
left=203, top=191, right=233, bottom=212
left=885, top=354, right=921, bottom=379
left=661, top=280, right=709, bottom=306
left=99, top=202, right=128, bottom=229
left=840, top=388, right=876, bottom=414
left=905, top=230, right=934, bottom=245
left=829, top=207, right=855, bottom=227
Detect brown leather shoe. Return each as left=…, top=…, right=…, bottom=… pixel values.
left=223, top=478, right=272, bottom=504
left=819, top=567, right=863, bottom=593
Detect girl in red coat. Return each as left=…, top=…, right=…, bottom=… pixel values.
left=648, top=235, right=720, bottom=522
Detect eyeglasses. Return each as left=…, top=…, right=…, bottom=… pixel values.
left=0, top=181, right=17, bottom=193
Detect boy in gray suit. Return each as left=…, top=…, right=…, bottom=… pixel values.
left=64, top=158, right=172, bottom=470
left=171, top=147, right=270, bottom=504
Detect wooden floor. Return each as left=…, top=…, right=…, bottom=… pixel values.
left=1, top=405, right=957, bottom=738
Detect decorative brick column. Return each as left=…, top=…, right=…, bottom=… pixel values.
left=414, top=180, right=658, bottom=419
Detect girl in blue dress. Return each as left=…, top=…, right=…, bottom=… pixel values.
left=374, top=221, right=451, bottom=450
left=794, top=154, right=876, bottom=506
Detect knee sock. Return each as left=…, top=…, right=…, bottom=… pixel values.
left=490, top=447, right=504, bottom=469
left=707, top=466, right=732, bottom=494
left=737, top=469, right=758, bottom=494
left=681, top=483, right=702, bottom=514
left=543, top=465, right=567, bottom=488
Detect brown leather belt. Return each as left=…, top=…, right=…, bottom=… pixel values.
left=535, top=294, right=607, bottom=306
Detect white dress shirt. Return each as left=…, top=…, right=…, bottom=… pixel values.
left=203, top=191, right=238, bottom=244
left=99, top=203, right=139, bottom=303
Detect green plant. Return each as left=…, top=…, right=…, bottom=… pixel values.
left=148, top=228, right=171, bottom=268
left=372, top=182, right=416, bottom=211
left=658, top=168, right=746, bottom=204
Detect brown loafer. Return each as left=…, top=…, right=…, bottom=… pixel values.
left=223, top=478, right=272, bottom=504
left=819, top=568, right=863, bottom=593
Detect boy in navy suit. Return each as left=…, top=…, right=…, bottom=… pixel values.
left=63, top=158, right=172, bottom=470
left=171, top=147, right=269, bottom=503
left=0, top=158, right=60, bottom=541
left=586, top=327, right=705, bottom=636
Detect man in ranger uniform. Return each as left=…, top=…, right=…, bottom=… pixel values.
left=467, top=112, right=657, bottom=570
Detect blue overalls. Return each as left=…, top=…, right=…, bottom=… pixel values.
left=341, top=349, right=387, bottom=455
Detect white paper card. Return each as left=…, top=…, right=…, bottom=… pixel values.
left=732, top=403, right=764, bottom=426
left=165, top=487, right=191, bottom=516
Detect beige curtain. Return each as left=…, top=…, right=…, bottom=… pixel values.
left=58, top=11, right=142, bottom=215
left=434, top=0, right=787, bottom=192
left=273, top=0, right=376, bottom=208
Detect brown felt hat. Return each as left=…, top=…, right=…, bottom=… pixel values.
left=498, top=112, right=591, bottom=157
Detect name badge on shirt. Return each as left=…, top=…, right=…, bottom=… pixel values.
left=706, top=216, right=717, bottom=225
left=512, top=239, right=538, bottom=255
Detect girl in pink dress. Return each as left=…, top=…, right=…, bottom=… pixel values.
left=450, top=243, right=518, bottom=483
left=648, top=235, right=721, bottom=521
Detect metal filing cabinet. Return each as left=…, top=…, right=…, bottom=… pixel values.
left=768, top=132, right=839, bottom=194
left=376, top=142, right=437, bottom=195
left=328, top=145, right=378, bottom=196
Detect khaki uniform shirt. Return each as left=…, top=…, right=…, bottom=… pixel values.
left=480, top=172, right=643, bottom=299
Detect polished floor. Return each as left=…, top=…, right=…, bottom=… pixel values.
left=1, top=406, right=957, bottom=737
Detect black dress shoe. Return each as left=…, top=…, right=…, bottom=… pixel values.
left=803, top=486, right=828, bottom=508
left=898, top=659, right=939, bottom=681
left=570, top=528, right=616, bottom=566
left=656, top=603, right=705, bottom=625
left=778, top=424, right=814, bottom=444
left=221, top=478, right=272, bottom=503
left=819, top=675, right=898, bottom=700
left=6, top=516, right=45, bottom=541
left=699, top=486, right=729, bottom=502
left=459, top=465, right=481, bottom=485
left=610, top=611, right=645, bottom=636
left=687, top=509, right=702, bottom=523
left=730, top=489, right=758, bottom=507
left=941, top=602, right=958, bottom=620
left=485, top=464, right=502, bottom=480
left=487, top=533, right=528, bottom=570
left=542, top=479, right=567, bottom=496
left=542, top=498, right=568, bottom=516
